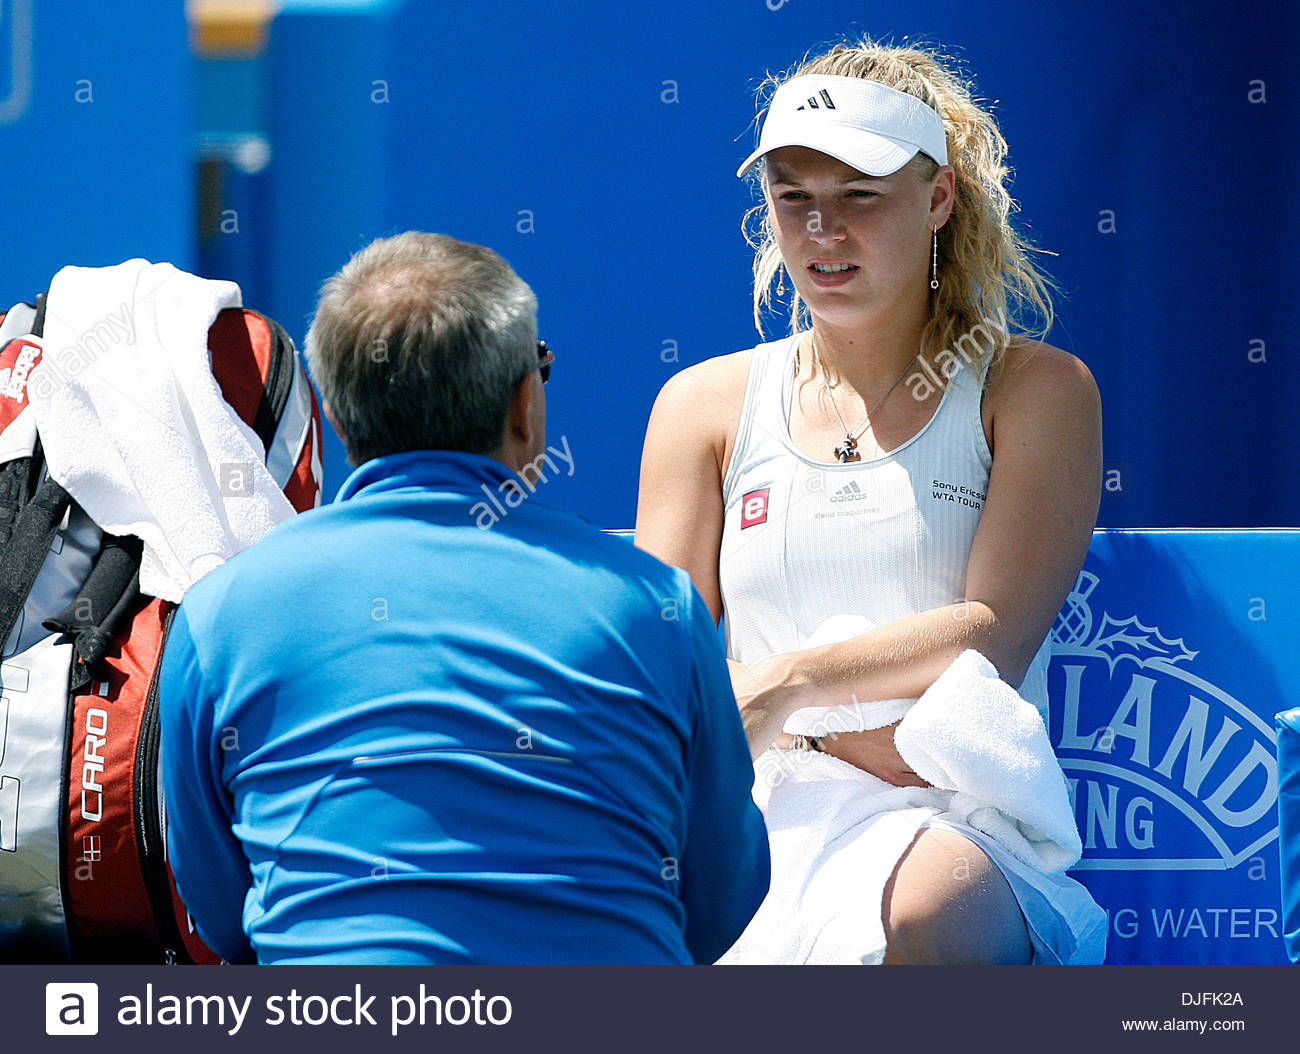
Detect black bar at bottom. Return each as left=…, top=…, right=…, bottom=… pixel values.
left=4, top=964, right=1291, bottom=1052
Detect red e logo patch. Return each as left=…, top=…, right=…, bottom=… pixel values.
left=740, top=488, right=770, bottom=529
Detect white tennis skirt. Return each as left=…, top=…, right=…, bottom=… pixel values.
left=718, top=748, right=1108, bottom=965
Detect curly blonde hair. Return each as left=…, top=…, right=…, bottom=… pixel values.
left=743, top=37, right=1057, bottom=373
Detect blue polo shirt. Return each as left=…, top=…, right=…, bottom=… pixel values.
left=159, top=449, right=768, bottom=964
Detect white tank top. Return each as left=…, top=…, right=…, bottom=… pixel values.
left=718, top=333, right=1050, bottom=731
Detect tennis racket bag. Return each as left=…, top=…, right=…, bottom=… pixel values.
left=0, top=290, right=321, bottom=962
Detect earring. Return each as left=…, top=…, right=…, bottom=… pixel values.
left=776, top=262, right=786, bottom=297
left=929, top=227, right=939, bottom=291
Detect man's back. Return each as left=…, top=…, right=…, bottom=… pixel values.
left=160, top=449, right=768, bottom=964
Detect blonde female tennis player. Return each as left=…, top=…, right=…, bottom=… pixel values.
left=635, top=38, right=1106, bottom=964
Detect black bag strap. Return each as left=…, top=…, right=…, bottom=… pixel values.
left=0, top=453, right=35, bottom=548
left=31, top=290, right=46, bottom=339
left=0, top=438, right=47, bottom=548
left=42, top=534, right=144, bottom=666
left=0, top=475, right=71, bottom=654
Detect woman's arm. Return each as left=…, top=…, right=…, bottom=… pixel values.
left=634, top=353, right=749, bottom=621
left=739, top=342, right=1103, bottom=751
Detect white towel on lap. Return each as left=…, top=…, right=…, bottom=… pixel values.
left=894, top=648, right=1081, bottom=873
left=28, top=259, right=295, bottom=602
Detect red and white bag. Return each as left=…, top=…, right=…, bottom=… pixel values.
left=0, top=287, right=321, bottom=962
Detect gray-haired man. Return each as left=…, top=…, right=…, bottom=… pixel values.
left=158, top=232, right=769, bottom=964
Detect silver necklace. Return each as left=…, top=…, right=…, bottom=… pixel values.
left=811, top=336, right=919, bottom=463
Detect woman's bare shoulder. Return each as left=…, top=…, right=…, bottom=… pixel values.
left=656, top=348, right=753, bottom=406
left=983, top=338, right=1100, bottom=414
left=649, top=347, right=754, bottom=440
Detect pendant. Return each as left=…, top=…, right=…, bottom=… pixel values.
left=834, top=436, right=860, bottom=463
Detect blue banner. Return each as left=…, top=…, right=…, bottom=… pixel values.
left=1048, top=530, right=1295, bottom=964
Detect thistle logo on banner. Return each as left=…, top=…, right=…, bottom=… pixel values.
left=1047, top=570, right=1278, bottom=870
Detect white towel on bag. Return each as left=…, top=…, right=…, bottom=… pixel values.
left=27, top=259, right=295, bottom=602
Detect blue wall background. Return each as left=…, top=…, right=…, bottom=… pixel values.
left=264, top=0, right=1299, bottom=529
left=0, top=1, right=192, bottom=290
left=3, top=0, right=1296, bottom=529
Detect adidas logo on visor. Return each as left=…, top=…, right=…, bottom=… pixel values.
left=795, top=89, right=837, bottom=111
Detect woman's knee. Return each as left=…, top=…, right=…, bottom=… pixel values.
left=882, top=829, right=1031, bottom=964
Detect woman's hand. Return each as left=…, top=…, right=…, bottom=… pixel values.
left=816, top=722, right=929, bottom=788
left=728, top=656, right=798, bottom=759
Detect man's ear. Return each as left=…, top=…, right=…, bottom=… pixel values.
left=504, top=374, right=537, bottom=450
left=321, top=399, right=357, bottom=465
left=321, top=398, right=342, bottom=440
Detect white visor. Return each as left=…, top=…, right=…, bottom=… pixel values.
left=737, top=74, right=948, bottom=178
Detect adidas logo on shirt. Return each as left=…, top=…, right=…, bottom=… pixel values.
left=829, top=480, right=871, bottom=503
